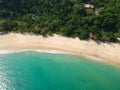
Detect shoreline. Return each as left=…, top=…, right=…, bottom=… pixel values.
left=0, top=33, right=120, bottom=67
left=0, top=49, right=117, bottom=67
left=0, top=49, right=106, bottom=64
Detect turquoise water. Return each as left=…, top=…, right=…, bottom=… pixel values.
left=0, top=51, right=120, bottom=90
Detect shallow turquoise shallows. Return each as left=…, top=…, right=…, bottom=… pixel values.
left=0, top=51, right=120, bottom=90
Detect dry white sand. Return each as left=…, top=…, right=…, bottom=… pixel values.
left=0, top=33, right=120, bottom=66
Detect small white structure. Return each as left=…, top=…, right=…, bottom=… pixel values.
left=84, top=4, right=94, bottom=9
left=117, top=38, right=120, bottom=41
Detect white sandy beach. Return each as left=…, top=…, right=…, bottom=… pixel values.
left=0, top=33, right=120, bottom=66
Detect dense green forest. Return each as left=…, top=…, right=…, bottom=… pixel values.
left=0, top=0, right=120, bottom=42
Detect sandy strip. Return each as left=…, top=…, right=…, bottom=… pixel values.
left=0, top=33, right=120, bottom=66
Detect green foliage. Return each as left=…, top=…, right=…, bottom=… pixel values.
left=0, top=0, right=120, bottom=42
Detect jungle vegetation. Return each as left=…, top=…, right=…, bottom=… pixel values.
left=0, top=0, right=120, bottom=42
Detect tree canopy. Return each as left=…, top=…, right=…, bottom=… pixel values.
left=0, top=0, right=120, bottom=42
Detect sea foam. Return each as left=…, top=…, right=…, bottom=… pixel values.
left=0, top=49, right=70, bottom=55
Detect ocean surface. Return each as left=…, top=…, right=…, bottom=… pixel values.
left=0, top=51, right=120, bottom=90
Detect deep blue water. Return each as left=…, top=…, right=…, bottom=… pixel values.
left=0, top=51, right=120, bottom=90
